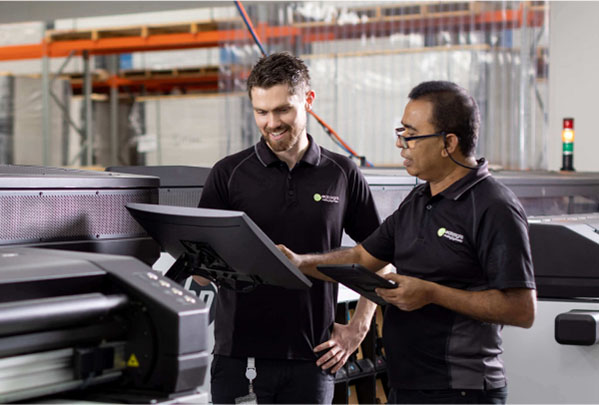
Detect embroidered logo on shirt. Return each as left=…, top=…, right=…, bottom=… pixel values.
left=313, top=193, right=339, bottom=203
left=437, top=227, right=464, bottom=243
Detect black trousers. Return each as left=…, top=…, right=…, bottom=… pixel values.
left=210, top=355, right=335, bottom=404
left=388, top=386, right=508, bottom=404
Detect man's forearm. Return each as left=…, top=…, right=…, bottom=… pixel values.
left=280, top=243, right=388, bottom=281
left=347, top=296, right=377, bottom=337
left=293, top=247, right=362, bottom=281
left=342, top=266, right=393, bottom=337
left=429, top=283, right=536, bottom=328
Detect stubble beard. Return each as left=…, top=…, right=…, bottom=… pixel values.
left=263, top=125, right=301, bottom=153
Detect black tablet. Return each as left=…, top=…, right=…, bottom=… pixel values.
left=317, top=264, right=396, bottom=305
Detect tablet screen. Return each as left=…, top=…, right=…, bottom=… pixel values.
left=317, top=264, right=395, bottom=305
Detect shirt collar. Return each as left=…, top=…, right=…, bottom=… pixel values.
left=440, top=158, right=491, bottom=200
left=254, top=134, right=321, bottom=167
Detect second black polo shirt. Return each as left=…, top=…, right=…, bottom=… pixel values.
left=200, top=135, right=380, bottom=360
left=362, top=159, right=536, bottom=390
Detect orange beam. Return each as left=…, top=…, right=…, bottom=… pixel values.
left=70, top=70, right=251, bottom=94
left=475, top=9, right=521, bottom=26
left=475, top=5, right=545, bottom=28
left=0, top=11, right=546, bottom=62
left=0, top=24, right=301, bottom=61
left=303, top=32, right=336, bottom=44
left=109, top=75, right=220, bottom=87
left=0, top=43, right=44, bottom=61
left=49, top=30, right=242, bottom=56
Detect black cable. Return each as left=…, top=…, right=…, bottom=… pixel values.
left=445, top=146, right=477, bottom=170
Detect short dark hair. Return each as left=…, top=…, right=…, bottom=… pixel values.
left=246, top=52, right=311, bottom=99
left=408, top=81, right=479, bottom=156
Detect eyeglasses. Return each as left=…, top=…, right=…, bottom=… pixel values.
left=395, top=127, right=446, bottom=149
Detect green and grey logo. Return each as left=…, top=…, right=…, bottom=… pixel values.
left=313, top=193, right=339, bottom=204
left=437, top=227, right=464, bottom=243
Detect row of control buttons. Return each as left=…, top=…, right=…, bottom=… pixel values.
left=144, top=271, right=197, bottom=305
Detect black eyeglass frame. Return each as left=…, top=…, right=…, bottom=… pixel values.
left=395, top=127, right=446, bottom=149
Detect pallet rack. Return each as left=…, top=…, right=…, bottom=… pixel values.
left=0, top=1, right=547, bottom=168
left=0, top=2, right=546, bottom=62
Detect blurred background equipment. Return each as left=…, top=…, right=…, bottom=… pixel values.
left=0, top=1, right=551, bottom=170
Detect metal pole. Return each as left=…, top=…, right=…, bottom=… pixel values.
left=109, top=54, right=118, bottom=166
left=156, top=99, right=162, bottom=165
left=0, top=75, right=14, bottom=164
left=41, top=41, right=50, bottom=166
left=45, top=50, right=81, bottom=166
left=51, top=50, right=75, bottom=87
left=518, top=4, right=531, bottom=170
left=83, top=51, right=93, bottom=166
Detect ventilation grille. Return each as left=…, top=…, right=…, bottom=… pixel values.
left=159, top=188, right=202, bottom=208
left=0, top=189, right=157, bottom=244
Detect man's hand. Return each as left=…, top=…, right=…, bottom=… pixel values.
left=313, top=322, right=367, bottom=374
left=375, top=273, right=434, bottom=311
left=277, top=244, right=301, bottom=268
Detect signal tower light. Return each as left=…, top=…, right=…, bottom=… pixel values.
left=561, top=118, right=575, bottom=171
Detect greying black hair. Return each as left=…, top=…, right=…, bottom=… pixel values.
left=409, top=81, right=479, bottom=156
left=246, top=52, right=311, bottom=99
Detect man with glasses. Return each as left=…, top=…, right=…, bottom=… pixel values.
left=280, top=81, right=536, bottom=404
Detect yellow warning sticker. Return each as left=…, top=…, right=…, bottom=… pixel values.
left=127, top=354, right=140, bottom=367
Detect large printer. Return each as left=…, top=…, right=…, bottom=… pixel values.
left=107, top=165, right=599, bottom=403
left=0, top=165, right=210, bottom=403
left=4, top=164, right=599, bottom=403
left=501, top=212, right=599, bottom=404
left=0, top=248, right=209, bottom=403
left=0, top=165, right=161, bottom=264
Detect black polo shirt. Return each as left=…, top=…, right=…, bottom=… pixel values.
left=362, top=159, right=535, bottom=390
left=199, top=135, right=380, bottom=360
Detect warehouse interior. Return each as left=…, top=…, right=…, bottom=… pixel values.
left=0, top=1, right=595, bottom=172
left=0, top=1, right=598, bottom=404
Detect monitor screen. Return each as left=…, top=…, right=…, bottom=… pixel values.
left=126, top=203, right=312, bottom=290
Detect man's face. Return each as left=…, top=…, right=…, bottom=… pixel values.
left=398, top=99, right=445, bottom=181
left=250, top=84, right=313, bottom=154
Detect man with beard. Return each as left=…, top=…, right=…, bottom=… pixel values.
left=280, top=81, right=537, bottom=404
left=196, top=52, right=381, bottom=404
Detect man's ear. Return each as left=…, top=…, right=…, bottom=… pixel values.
left=441, top=133, right=459, bottom=156
left=305, top=89, right=315, bottom=111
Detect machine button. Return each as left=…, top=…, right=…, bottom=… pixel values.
left=171, top=288, right=183, bottom=296
left=184, top=296, right=196, bottom=304
left=147, top=272, right=158, bottom=280
left=159, top=280, right=171, bottom=288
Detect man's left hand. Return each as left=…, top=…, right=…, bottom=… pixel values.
left=313, top=322, right=365, bottom=374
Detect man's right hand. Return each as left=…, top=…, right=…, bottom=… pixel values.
left=277, top=244, right=388, bottom=283
left=277, top=244, right=301, bottom=268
